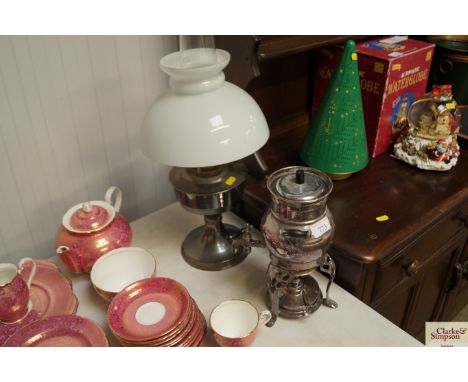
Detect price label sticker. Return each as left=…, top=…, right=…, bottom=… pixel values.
left=225, top=176, right=236, bottom=186
left=376, top=215, right=390, bottom=222
left=311, top=217, right=331, bottom=238
left=446, top=103, right=455, bottom=110
left=379, top=36, right=408, bottom=44
left=374, top=62, right=385, bottom=74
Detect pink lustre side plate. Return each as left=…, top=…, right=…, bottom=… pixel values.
left=20, top=260, right=78, bottom=318
left=3, top=315, right=109, bottom=347
left=108, top=277, right=191, bottom=342
left=0, top=310, right=39, bottom=346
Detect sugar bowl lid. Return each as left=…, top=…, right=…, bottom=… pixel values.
left=267, top=166, right=333, bottom=202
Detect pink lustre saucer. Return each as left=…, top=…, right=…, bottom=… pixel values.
left=3, top=315, right=109, bottom=347
left=0, top=310, right=39, bottom=346
left=20, top=260, right=78, bottom=318
left=108, top=277, right=191, bottom=342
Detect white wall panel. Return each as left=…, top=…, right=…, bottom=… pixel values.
left=0, top=36, right=177, bottom=264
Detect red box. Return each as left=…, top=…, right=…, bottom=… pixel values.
left=312, top=36, right=435, bottom=157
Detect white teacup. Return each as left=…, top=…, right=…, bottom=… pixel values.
left=210, top=300, right=272, bottom=347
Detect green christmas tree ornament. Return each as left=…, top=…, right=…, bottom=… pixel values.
left=300, top=40, right=369, bottom=180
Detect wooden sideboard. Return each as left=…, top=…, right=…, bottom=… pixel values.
left=216, top=35, right=468, bottom=342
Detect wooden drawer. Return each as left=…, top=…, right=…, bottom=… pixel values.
left=372, top=202, right=468, bottom=304
left=373, top=230, right=467, bottom=340
left=440, top=238, right=468, bottom=320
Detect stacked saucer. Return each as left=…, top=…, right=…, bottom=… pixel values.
left=107, top=277, right=205, bottom=346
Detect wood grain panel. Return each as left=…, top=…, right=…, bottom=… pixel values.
left=58, top=36, right=113, bottom=205
left=140, top=35, right=178, bottom=208
left=114, top=35, right=158, bottom=216
left=0, top=36, right=177, bottom=263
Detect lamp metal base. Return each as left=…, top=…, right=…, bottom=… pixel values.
left=181, top=215, right=250, bottom=271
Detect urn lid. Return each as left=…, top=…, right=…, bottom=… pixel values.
left=63, top=201, right=115, bottom=233
left=267, top=166, right=333, bottom=203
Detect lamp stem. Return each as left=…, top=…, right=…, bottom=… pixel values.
left=203, top=214, right=230, bottom=240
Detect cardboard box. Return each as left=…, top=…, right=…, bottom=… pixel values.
left=312, top=36, right=435, bottom=157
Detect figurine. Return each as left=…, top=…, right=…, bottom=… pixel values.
left=393, top=84, right=461, bottom=171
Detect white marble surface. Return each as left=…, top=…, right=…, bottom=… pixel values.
left=52, top=203, right=422, bottom=346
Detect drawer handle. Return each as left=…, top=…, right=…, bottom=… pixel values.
left=448, top=263, right=465, bottom=294
left=404, top=259, right=420, bottom=277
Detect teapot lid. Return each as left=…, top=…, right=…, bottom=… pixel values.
left=62, top=201, right=115, bottom=233
left=267, top=166, right=333, bottom=202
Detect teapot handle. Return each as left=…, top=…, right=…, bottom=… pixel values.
left=105, top=186, right=122, bottom=212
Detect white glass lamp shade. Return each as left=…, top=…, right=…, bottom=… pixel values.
left=140, top=49, right=269, bottom=168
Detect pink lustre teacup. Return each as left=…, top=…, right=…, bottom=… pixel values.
left=90, top=247, right=158, bottom=302
left=0, top=258, right=36, bottom=323
left=210, top=299, right=272, bottom=347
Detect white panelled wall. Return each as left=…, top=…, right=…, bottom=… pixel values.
left=0, top=36, right=178, bottom=264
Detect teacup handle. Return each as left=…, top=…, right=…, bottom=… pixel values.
left=259, top=310, right=272, bottom=327
left=18, top=257, right=36, bottom=288
left=105, top=186, right=122, bottom=212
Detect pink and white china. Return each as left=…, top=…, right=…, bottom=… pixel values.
left=19, top=259, right=78, bottom=318
left=0, top=258, right=36, bottom=323
left=91, top=247, right=157, bottom=302
left=56, top=186, right=132, bottom=274
left=3, top=315, right=109, bottom=347
left=108, top=277, right=205, bottom=346
left=177, top=308, right=206, bottom=347
left=210, top=300, right=272, bottom=347
left=0, top=260, right=78, bottom=345
left=108, top=277, right=190, bottom=342
left=127, top=299, right=205, bottom=347
left=113, top=297, right=195, bottom=346
left=0, top=310, right=39, bottom=346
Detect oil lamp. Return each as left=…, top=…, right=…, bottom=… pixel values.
left=140, top=36, right=269, bottom=270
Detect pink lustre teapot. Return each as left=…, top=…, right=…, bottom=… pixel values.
left=56, top=186, right=132, bottom=274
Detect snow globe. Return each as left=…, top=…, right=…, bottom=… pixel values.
left=393, top=84, right=461, bottom=171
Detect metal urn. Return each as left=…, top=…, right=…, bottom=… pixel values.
left=261, top=166, right=338, bottom=325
